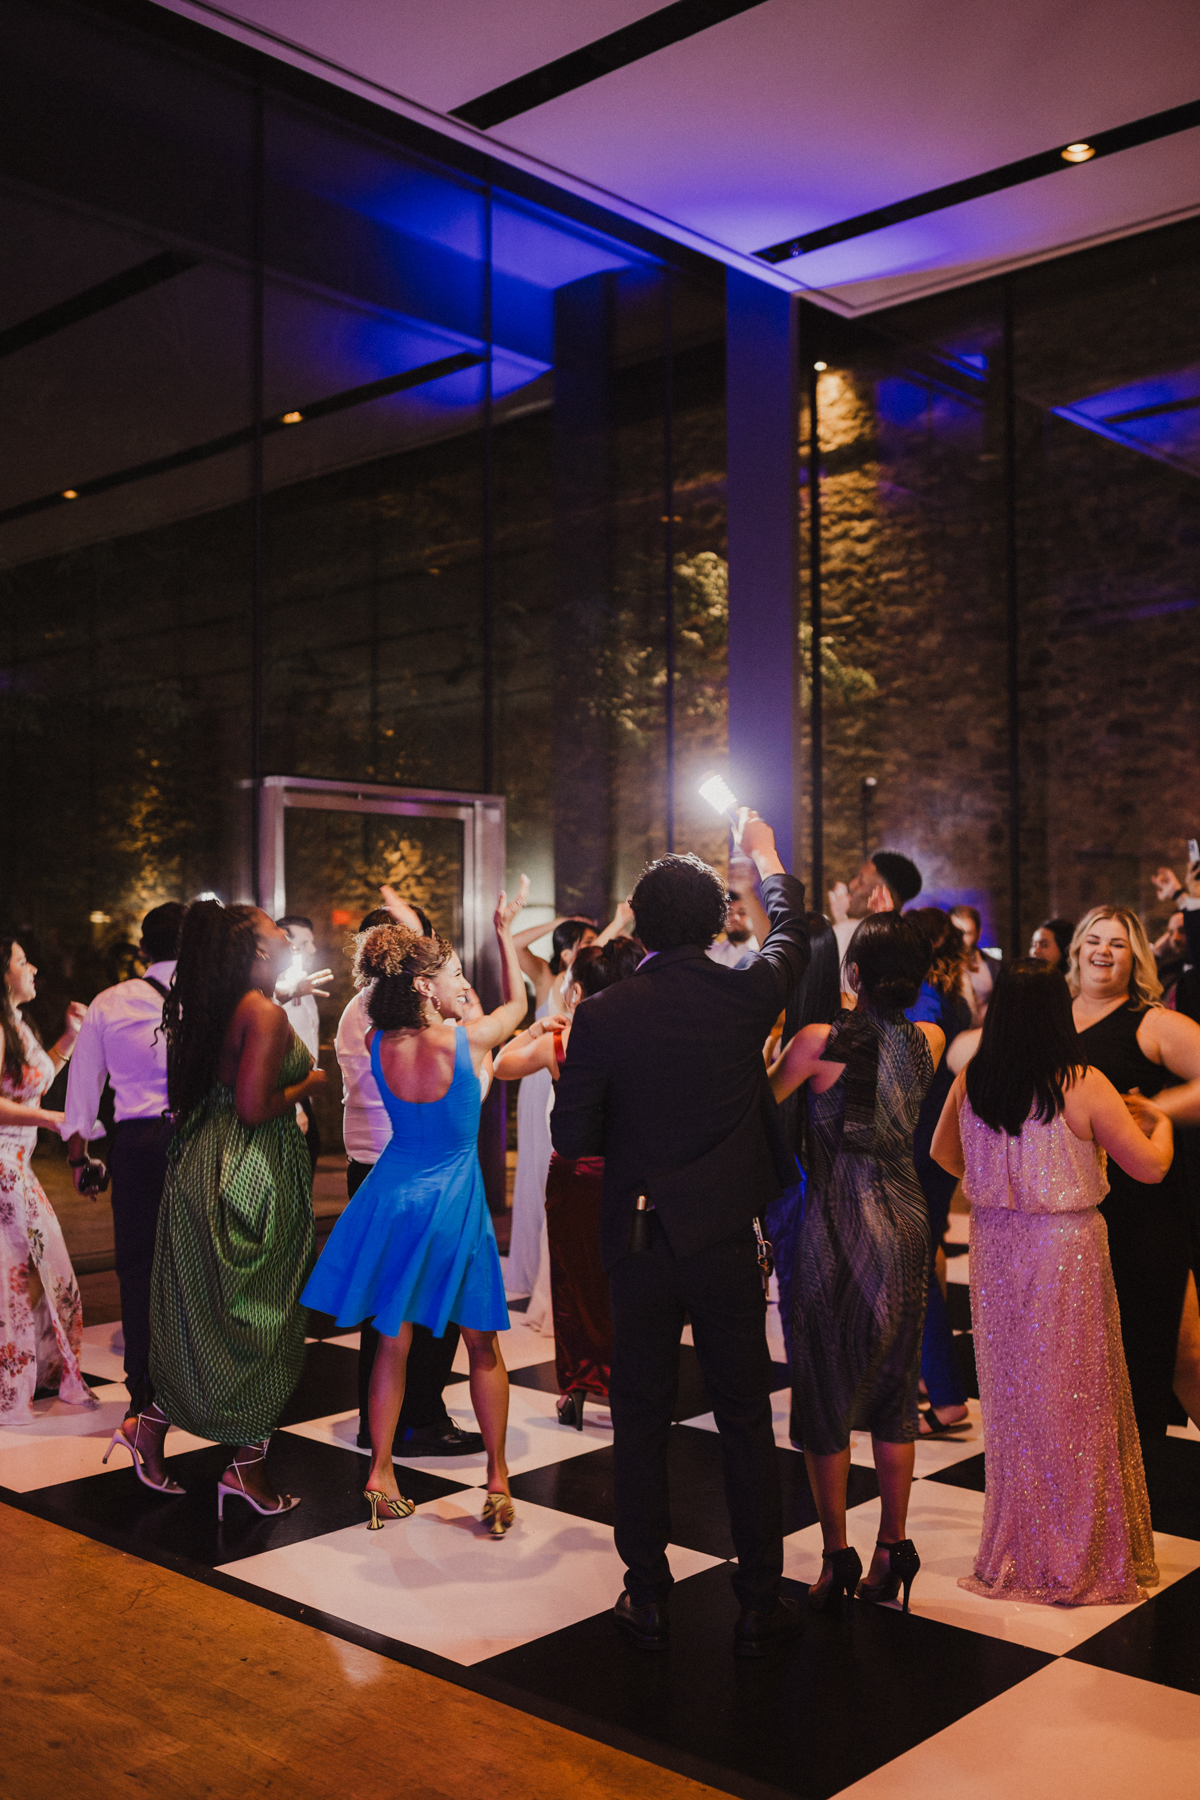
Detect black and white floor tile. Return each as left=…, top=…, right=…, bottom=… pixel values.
left=4, top=1222, right=1200, bottom=1800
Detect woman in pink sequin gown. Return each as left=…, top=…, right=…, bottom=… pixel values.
left=932, top=958, right=1173, bottom=1606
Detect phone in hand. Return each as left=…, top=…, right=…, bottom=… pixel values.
left=1187, top=837, right=1199, bottom=867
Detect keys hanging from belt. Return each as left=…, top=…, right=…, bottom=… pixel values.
left=753, top=1217, right=774, bottom=1298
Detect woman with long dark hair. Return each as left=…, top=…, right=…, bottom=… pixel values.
left=302, top=888, right=527, bottom=1536
left=764, top=913, right=841, bottom=1432
left=1067, top=906, right=1200, bottom=1449
left=932, top=958, right=1172, bottom=1604
left=494, top=936, right=644, bottom=1429
left=0, top=939, right=92, bottom=1424
left=770, top=914, right=944, bottom=1614
left=1030, top=917, right=1075, bottom=969
left=136, top=902, right=325, bottom=1509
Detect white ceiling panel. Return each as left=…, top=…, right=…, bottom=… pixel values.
left=153, top=0, right=1200, bottom=311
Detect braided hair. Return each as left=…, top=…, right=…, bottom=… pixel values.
left=354, top=922, right=455, bottom=1031
left=1, top=938, right=37, bottom=1088
left=162, top=900, right=261, bottom=1121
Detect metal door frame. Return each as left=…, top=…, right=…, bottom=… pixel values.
left=255, top=776, right=507, bottom=1004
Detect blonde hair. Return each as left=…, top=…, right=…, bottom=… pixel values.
left=1066, top=905, right=1162, bottom=1008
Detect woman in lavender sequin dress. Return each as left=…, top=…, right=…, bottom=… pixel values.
left=933, top=960, right=1172, bottom=1606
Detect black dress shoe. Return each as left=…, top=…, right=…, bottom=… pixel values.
left=613, top=1592, right=670, bottom=1651
left=733, top=1595, right=802, bottom=1658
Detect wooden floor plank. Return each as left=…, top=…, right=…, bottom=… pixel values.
left=0, top=1504, right=727, bottom=1800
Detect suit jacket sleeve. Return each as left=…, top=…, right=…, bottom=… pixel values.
left=753, top=872, right=810, bottom=1006
left=550, top=1003, right=609, bottom=1159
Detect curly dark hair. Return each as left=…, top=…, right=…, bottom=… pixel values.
left=163, top=901, right=261, bottom=1121
left=905, top=907, right=968, bottom=998
left=845, top=913, right=932, bottom=1015
left=355, top=922, right=455, bottom=1030
left=568, top=937, right=645, bottom=999
left=1, top=937, right=39, bottom=1089
left=630, top=854, right=727, bottom=953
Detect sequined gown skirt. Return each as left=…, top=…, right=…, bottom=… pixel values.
left=964, top=1203, right=1157, bottom=1605
left=545, top=1153, right=611, bottom=1397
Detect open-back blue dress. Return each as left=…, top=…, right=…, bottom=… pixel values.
left=302, top=1024, right=509, bottom=1339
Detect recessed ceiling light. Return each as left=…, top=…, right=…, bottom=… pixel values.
left=1061, top=142, right=1095, bottom=163
left=813, top=361, right=827, bottom=371
left=62, top=488, right=78, bottom=499
left=281, top=410, right=303, bottom=424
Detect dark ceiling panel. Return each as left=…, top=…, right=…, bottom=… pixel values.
left=450, top=0, right=771, bottom=129
left=756, top=95, right=1200, bottom=264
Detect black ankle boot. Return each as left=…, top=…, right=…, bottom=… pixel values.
left=807, top=1545, right=863, bottom=1613
left=857, top=1539, right=920, bottom=1612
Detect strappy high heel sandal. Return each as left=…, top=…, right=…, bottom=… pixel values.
left=216, top=1442, right=301, bottom=1520
left=858, top=1538, right=921, bottom=1613
left=482, top=1492, right=515, bottom=1538
left=364, top=1488, right=416, bottom=1531
left=556, top=1387, right=586, bottom=1430
left=101, top=1403, right=185, bottom=1495
left=806, top=1545, right=863, bottom=1613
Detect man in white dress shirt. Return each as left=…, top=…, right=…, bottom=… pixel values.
left=276, top=915, right=332, bottom=1174
left=341, top=905, right=483, bottom=1456
left=63, top=903, right=186, bottom=1417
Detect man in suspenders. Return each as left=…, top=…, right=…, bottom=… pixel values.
left=63, top=903, right=186, bottom=1418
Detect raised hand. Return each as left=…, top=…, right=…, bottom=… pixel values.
left=495, top=874, right=530, bottom=935
left=1152, top=867, right=1182, bottom=903
left=868, top=883, right=894, bottom=914
left=828, top=881, right=850, bottom=923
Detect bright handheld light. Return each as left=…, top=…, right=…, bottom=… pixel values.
left=698, top=771, right=740, bottom=827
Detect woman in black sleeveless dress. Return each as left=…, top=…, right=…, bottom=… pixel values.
left=1069, top=906, right=1200, bottom=1449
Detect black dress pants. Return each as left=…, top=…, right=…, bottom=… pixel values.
left=108, top=1117, right=174, bottom=1416
left=608, top=1218, right=782, bottom=1612
left=346, top=1159, right=460, bottom=1434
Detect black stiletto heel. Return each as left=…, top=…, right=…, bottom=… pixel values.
left=556, top=1387, right=585, bottom=1430
left=857, top=1538, right=921, bottom=1612
left=807, top=1545, right=863, bottom=1612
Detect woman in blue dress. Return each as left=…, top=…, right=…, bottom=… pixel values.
left=302, top=883, right=529, bottom=1535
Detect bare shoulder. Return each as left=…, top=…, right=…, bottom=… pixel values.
left=236, top=990, right=289, bottom=1039
left=1140, top=1005, right=1200, bottom=1070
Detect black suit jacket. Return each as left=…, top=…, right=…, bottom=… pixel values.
left=551, top=873, right=810, bottom=1269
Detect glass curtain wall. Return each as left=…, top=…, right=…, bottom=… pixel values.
left=802, top=220, right=1200, bottom=950
left=0, top=0, right=726, bottom=1141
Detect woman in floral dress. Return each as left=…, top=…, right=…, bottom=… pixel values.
left=0, top=938, right=95, bottom=1424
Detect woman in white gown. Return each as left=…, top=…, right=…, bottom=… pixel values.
left=0, top=939, right=95, bottom=1425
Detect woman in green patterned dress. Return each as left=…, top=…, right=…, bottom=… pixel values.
left=128, top=901, right=325, bottom=1512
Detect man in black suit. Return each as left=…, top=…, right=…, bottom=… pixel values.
left=551, top=812, right=809, bottom=1655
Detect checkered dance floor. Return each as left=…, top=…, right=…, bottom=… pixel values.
left=4, top=1217, right=1200, bottom=1799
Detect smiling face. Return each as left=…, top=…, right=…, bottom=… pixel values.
left=417, top=949, right=473, bottom=1022
left=1075, top=916, right=1135, bottom=1001
left=1030, top=926, right=1062, bottom=967
left=4, top=943, right=36, bottom=1007
left=1164, top=912, right=1188, bottom=960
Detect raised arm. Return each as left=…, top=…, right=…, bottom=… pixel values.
left=234, top=994, right=325, bottom=1127
left=594, top=901, right=634, bottom=946
left=465, top=881, right=532, bottom=1055
left=931, top=1071, right=967, bottom=1177
left=732, top=812, right=810, bottom=1009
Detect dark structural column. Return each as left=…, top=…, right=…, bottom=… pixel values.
left=1002, top=279, right=1022, bottom=954
left=725, top=272, right=801, bottom=872
left=553, top=272, right=616, bottom=918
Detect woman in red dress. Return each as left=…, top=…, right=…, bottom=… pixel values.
left=494, top=937, right=642, bottom=1427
